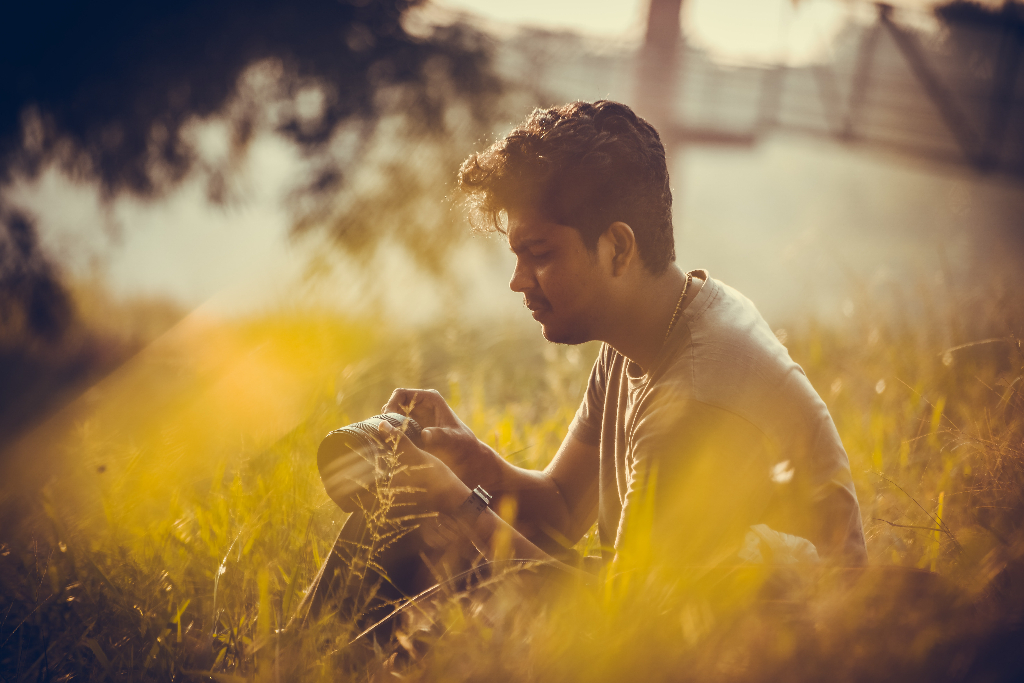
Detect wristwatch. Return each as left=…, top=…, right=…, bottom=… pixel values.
left=460, top=485, right=492, bottom=522
left=427, top=485, right=493, bottom=549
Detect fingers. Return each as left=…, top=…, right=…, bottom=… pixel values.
left=381, top=388, right=450, bottom=429
left=378, top=419, right=439, bottom=470
left=377, top=421, right=451, bottom=512
left=418, top=427, right=474, bottom=474
left=420, top=426, right=458, bottom=449
left=382, top=388, right=435, bottom=415
left=381, top=388, right=407, bottom=415
left=377, top=419, right=413, bottom=455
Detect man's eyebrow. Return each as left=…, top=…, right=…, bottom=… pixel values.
left=509, top=237, right=548, bottom=253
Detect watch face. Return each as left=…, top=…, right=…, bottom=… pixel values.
left=460, top=486, right=490, bottom=520
left=472, top=485, right=493, bottom=506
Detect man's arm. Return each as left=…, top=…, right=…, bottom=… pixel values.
left=481, top=431, right=600, bottom=552
left=376, top=420, right=593, bottom=579
left=382, top=388, right=599, bottom=551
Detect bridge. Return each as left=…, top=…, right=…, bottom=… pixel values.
left=493, top=1, right=1024, bottom=180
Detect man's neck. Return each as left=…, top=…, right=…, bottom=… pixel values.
left=598, top=266, right=701, bottom=375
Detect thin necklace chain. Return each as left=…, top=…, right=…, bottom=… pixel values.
left=663, top=272, right=693, bottom=344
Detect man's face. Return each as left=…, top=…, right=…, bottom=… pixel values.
left=507, top=208, right=608, bottom=345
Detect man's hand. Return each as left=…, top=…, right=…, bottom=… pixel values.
left=380, top=388, right=598, bottom=556
left=376, top=420, right=470, bottom=517
left=382, top=388, right=500, bottom=488
left=378, top=420, right=568, bottom=570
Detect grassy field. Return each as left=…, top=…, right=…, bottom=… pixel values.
left=1, top=273, right=1022, bottom=682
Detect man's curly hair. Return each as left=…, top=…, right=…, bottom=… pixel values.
left=457, top=100, right=675, bottom=273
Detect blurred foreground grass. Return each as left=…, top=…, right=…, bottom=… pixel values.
left=1, top=273, right=1023, bottom=682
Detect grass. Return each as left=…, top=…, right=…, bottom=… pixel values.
left=1, top=273, right=1022, bottom=682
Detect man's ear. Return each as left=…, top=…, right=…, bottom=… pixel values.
left=602, top=221, right=637, bottom=276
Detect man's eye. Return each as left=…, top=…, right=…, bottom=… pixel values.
left=531, top=251, right=552, bottom=259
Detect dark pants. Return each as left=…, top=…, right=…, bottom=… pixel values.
left=288, top=510, right=435, bottom=634
left=288, top=511, right=579, bottom=645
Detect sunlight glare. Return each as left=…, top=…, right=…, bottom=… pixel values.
left=432, top=0, right=857, bottom=65
left=686, top=0, right=852, bottom=65
left=431, top=0, right=647, bottom=40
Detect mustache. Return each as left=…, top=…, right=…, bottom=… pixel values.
left=523, top=295, right=550, bottom=311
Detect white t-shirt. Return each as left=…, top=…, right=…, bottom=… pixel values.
left=568, top=271, right=868, bottom=565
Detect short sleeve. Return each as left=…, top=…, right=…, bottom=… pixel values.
left=566, top=345, right=608, bottom=446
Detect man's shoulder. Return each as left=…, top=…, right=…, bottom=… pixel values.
left=671, top=278, right=822, bottom=431
left=693, top=280, right=778, bottom=345
left=686, top=279, right=794, bottom=382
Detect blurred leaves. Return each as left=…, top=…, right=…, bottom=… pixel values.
left=1, top=0, right=515, bottom=276
left=0, top=0, right=497, bottom=195
left=0, top=210, right=132, bottom=450
left=0, top=209, right=72, bottom=344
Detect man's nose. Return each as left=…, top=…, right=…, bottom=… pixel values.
left=509, top=258, right=532, bottom=293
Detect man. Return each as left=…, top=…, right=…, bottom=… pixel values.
left=371, top=100, right=867, bottom=571
left=304, top=100, right=869, bottom=627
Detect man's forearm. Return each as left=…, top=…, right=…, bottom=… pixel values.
left=449, top=496, right=590, bottom=582
left=471, top=442, right=573, bottom=553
